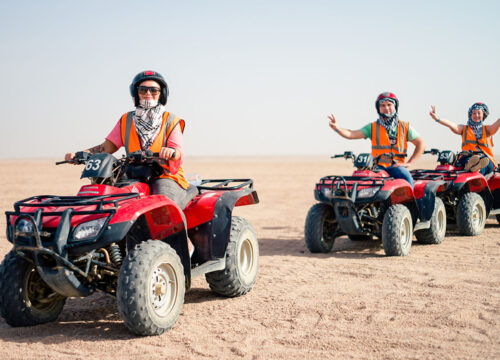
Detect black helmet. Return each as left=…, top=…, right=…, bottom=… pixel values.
left=129, top=70, right=169, bottom=106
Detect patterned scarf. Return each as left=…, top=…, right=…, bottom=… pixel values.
left=133, top=103, right=166, bottom=150
left=467, top=117, right=483, bottom=139
left=376, top=98, right=398, bottom=138
left=467, top=104, right=485, bottom=139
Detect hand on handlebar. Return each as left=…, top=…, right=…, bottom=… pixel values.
left=159, top=147, right=177, bottom=160
left=58, top=151, right=89, bottom=165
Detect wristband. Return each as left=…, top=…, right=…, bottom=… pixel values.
left=436, top=117, right=441, bottom=123
left=335, top=128, right=341, bottom=133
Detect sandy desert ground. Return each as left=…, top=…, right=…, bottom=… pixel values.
left=0, top=157, right=498, bottom=360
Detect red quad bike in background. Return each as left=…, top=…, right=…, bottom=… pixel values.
left=411, top=149, right=500, bottom=235
left=305, top=151, right=447, bottom=256
left=0, top=151, right=259, bottom=336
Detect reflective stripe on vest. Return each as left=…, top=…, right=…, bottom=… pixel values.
left=461, top=125, right=496, bottom=169
left=371, top=120, right=408, bottom=167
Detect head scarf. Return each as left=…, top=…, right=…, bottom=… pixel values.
left=133, top=103, right=166, bottom=150
left=376, top=97, right=399, bottom=137
left=467, top=103, right=488, bottom=139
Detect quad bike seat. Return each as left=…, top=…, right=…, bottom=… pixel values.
left=180, top=184, right=199, bottom=209
left=116, top=180, right=198, bottom=209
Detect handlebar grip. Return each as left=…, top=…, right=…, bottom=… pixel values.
left=55, top=160, right=70, bottom=165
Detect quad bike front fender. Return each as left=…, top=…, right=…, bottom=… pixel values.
left=68, top=195, right=186, bottom=256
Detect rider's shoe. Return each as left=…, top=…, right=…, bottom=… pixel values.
left=464, top=155, right=480, bottom=171
left=470, top=157, right=490, bottom=172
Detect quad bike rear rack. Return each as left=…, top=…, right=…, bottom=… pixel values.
left=197, top=178, right=254, bottom=191
left=410, top=169, right=466, bottom=181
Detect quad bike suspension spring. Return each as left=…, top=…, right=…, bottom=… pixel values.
left=109, top=243, right=122, bottom=266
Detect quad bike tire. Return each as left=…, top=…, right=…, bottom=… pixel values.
left=117, top=240, right=185, bottom=336
left=348, top=234, right=372, bottom=241
left=382, top=204, right=413, bottom=256
left=497, top=214, right=500, bottom=225
left=456, top=192, right=486, bottom=236
left=0, top=251, right=66, bottom=326
left=415, top=197, right=446, bottom=244
left=206, top=216, right=259, bottom=297
left=304, top=203, right=337, bottom=253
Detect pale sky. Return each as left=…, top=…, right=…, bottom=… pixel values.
left=1, top=0, right=499, bottom=158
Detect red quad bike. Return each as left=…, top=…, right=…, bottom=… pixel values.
left=411, top=149, right=500, bottom=235
left=0, top=151, right=259, bottom=336
left=305, top=151, right=447, bottom=256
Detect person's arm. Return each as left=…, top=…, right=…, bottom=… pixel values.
left=64, top=140, right=118, bottom=161
left=400, top=136, right=425, bottom=168
left=86, top=140, right=118, bottom=154
left=159, top=126, right=183, bottom=161
left=159, top=125, right=183, bottom=174
left=429, top=105, right=463, bottom=135
left=328, top=114, right=365, bottom=139
left=488, top=117, right=500, bottom=135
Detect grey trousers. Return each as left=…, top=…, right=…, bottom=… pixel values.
left=150, top=178, right=188, bottom=208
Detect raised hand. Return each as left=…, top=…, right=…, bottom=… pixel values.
left=328, top=114, right=339, bottom=131
left=429, top=105, right=439, bottom=121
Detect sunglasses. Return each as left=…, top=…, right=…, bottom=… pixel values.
left=137, top=86, right=161, bottom=95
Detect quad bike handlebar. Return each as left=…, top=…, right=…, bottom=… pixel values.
left=56, top=150, right=173, bottom=166
left=331, top=151, right=406, bottom=170
left=423, top=148, right=485, bottom=166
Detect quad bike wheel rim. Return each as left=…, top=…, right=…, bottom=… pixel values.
left=321, top=218, right=336, bottom=246
left=472, top=203, right=484, bottom=228
left=25, top=267, right=60, bottom=311
left=239, top=236, right=255, bottom=278
left=400, top=216, right=412, bottom=248
left=437, top=207, right=446, bottom=237
left=150, top=262, right=178, bottom=317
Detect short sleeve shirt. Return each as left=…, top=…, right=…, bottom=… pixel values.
left=360, top=121, right=420, bottom=142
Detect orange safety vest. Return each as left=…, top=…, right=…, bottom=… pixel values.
left=461, top=125, right=496, bottom=169
left=120, top=111, right=189, bottom=189
left=371, top=120, right=409, bottom=167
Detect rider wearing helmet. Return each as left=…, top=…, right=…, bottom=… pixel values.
left=429, top=102, right=500, bottom=175
left=328, top=92, right=425, bottom=187
left=64, top=70, right=189, bottom=205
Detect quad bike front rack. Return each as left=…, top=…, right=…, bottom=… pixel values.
left=5, top=193, right=140, bottom=298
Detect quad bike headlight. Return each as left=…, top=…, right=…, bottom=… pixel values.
left=321, top=186, right=333, bottom=198
left=357, top=187, right=380, bottom=198
left=73, top=217, right=107, bottom=241
left=16, top=219, right=35, bottom=235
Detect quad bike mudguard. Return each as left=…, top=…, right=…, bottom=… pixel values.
left=184, top=184, right=259, bottom=264
left=413, top=180, right=446, bottom=222
left=488, top=172, right=500, bottom=211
